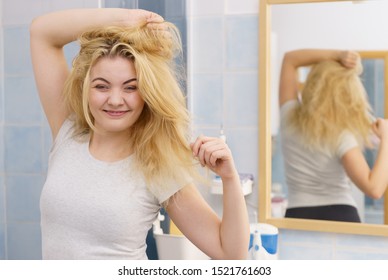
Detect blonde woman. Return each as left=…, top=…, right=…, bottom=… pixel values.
left=279, top=49, right=388, bottom=222
left=30, top=9, right=249, bottom=260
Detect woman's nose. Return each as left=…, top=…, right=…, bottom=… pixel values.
left=108, top=89, right=124, bottom=106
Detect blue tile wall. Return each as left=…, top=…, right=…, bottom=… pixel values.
left=4, top=77, right=42, bottom=124
left=0, top=126, right=4, bottom=174
left=0, top=84, right=3, bottom=123
left=6, top=175, right=44, bottom=223
left=0, top=0, right=102, bottom=260
left=0, top=16, right=4, bottom=256
left=4, top=26, right=33, bottom=76
left=104, top=0, right=138, bottom=9
left=165, top=0, right=186, bottom=18
left=138, top=0, right=165, bottom=15
left=0, top=176, right=5, bottom=259
left=226, top=128, right=258, bottom=177
left=191, top=17, right=223, bottom=72
left=0, top=223, right=5, bottom=260
left=225, top=15, right=258, bottom=70
left=7, top=223, right=41, bottom=260
left=4, top=126, right=42, bottom=174
left=0, top=176, right=5, bottom=224
left=224, top=72, right=258, bottom=127
left=191, top=73, right=223, bottom=126
left=188, top=8, right=260, bottom=238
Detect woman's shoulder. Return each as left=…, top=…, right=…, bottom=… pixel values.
left=280, top=99, right=299, bottom=121
left=336, top=130, right=359, bottom=158
left=280, top=99, right=299, bottom=111
left=50, top=117, right=80, bottom=154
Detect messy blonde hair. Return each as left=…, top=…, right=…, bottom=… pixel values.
left=63, top=22, right=199, bottom=198
left=288, top=60, right=372, bottom=152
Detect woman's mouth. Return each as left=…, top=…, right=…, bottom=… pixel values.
left=103, top=110, right=129, bottom=117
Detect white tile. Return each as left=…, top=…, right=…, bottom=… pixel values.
left=187, top=0, right=225, bottom=16
left=224, top=72, right=258, bottom=127
left=83, top=0, right=101, bottom=8
left=3, top=0, right=44, bottom=26
left=48, top=0, right=100, bottom=11
left=225, top=0, right=259, bottom=15
left=190, top=17, right=223, bottom=72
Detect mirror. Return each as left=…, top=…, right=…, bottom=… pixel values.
left=259, top=0, right=388, bottom=236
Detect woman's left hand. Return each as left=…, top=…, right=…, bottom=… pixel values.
left=190, top=135, right=237, bottom=179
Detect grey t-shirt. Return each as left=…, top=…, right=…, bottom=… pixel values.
left=40, top=119, right=187, bottom=259
left=280, top=100, right=358, bottom=208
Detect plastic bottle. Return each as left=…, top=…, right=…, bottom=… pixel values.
left=249, top=230, right=270, bottom=260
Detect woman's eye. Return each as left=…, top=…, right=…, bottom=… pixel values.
left=125, top=86, right=137, bottom=92
left=94, top=84, right=109, bottom=90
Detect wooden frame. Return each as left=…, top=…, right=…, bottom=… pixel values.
left=258, top=0, right=388, bottom=236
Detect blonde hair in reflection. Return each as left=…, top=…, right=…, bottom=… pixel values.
left=62, top=23, right=200, bottom=198
left=288, top=59, right=372, bottom=152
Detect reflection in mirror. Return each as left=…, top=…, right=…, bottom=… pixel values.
left=259, top=0, right=388, bottom=236
left=271, top=52, right=388, bottom=224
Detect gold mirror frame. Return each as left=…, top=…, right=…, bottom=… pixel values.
left=258, top=0, right=388, bottom=236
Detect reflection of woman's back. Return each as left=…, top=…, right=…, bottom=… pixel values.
left=281, top=58, right=372, bottom=222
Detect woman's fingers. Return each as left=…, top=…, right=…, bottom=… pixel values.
left=199, top=142, right=226, bottom=167
left=340, top=50, right=359, bottom=69
left=146, top=11, right=164, bottom=23
left=191, top=136, right=229, bottom=167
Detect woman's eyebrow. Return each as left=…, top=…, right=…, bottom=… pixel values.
left=91, top=77, right=110, bottom=83
left=91, top=78, right=137, bottom=84
left=122, top=78, right=137, bottom=84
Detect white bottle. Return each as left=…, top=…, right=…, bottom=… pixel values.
left=249, top=230, right=271, bottom=260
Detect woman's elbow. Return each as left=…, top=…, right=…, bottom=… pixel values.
left=365, top=185, right=386, bottom=200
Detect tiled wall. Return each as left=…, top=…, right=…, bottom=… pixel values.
left=0, top=0, right=4, bottom=261
left=0, top=0, right=101, bottom=260
left=1, top=0, right=388, bottom=260
left=187, top=0, right=259, bottom=222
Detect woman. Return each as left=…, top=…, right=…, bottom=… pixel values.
left=279, top=49, right=388, bottom=222
left=30, top=8, right=249, bottom=260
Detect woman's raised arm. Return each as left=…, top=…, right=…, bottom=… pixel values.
left=30, top=8, right=163, bottom=138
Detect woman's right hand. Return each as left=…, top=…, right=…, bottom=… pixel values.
left=339, top=50, right=360, bottom=69
left=372, top=118, right=388, bottom=142
left=123, top=9, right=164, bottom=28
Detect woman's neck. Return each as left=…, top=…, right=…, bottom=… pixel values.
left=89, top=131, right=133, bottom=162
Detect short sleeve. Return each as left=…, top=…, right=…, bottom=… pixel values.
left=280, top=100, right=299, bottom=127
left=336, top=131, right=358, bottom=158
left=152, top=171, right=194, bottom=205
left=49, top=118, right=75, bottom=155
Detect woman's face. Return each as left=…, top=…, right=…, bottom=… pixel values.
left=88, top=56, right=145, bottom=134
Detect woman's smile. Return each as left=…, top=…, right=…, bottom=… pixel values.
left=103, top=109, right=131, bottom=117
